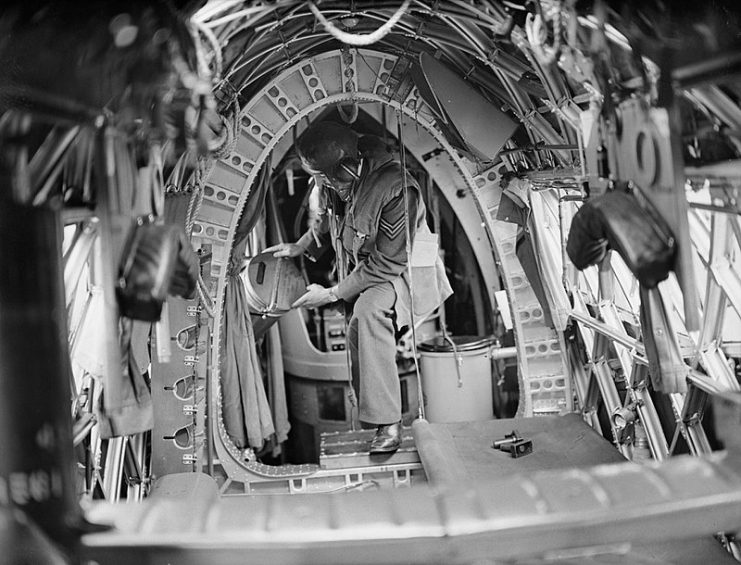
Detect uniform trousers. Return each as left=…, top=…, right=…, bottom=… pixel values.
left=346, top=282, right=402, bottom=425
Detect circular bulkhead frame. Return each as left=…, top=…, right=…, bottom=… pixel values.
left=190, top=49, right=570, bottom=481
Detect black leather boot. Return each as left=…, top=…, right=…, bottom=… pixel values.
left=369, top=422, right=401, bottom=454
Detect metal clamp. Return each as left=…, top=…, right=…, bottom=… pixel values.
left=492, top=429, right=533, bottom=458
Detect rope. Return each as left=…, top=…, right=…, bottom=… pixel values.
left=307, top=0, right=410, bottom=46
left=336, top=101, right=359, bottom=124
left=197, top=275, right=215, bottom=318
left=184, top=157, right=213, bottom=317
left=525, top=3, right=563, bottom=67
left=396, top=108, right=425, bottom=421
left=211, top=94, right=241, bottom=160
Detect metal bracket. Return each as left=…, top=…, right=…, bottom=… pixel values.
left=184, top=355, right=200, bottom=366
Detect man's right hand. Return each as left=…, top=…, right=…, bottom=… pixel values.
left=263, top=242, right=305, bottom=258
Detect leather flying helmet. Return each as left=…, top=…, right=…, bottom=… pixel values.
left=296, top=121, right=361, bottom=199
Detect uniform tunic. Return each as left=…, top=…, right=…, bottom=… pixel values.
left=298, top=145, right=452, bottom=424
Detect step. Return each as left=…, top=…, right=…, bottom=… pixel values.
left=319, top=426, right=420, bottom=470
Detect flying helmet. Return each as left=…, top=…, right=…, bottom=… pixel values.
left=296, top=121, right=362, bottom=199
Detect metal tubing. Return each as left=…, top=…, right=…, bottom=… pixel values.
left=634, top=388, right=670, bottom=461
left=489, top=346, right=517, bottom=360
left=102, top=437, right=126, bottom=503
left=593, top=360, right=631, bottom=456
left=593, top=360, right=622, bottom=415
left=686, top=423, right=713, bottom=456
left=30, top=126, right=81, bottom=205
left=689, top=202, right=741, bottom=216
left=570, top=310, right=647, bottom=359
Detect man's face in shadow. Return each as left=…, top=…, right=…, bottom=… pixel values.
left=301, top=157, right=359, bottom=202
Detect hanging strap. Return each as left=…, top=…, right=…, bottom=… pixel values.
left=396, top=108, right=427, bottom=421
left=326, top=188, right=359, bottom=425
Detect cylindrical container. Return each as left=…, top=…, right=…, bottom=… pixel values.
left=243, top=251, right=307, bottom=340
left=418, top=336, right=497, bottom=423
left=243, top=251, right=307, bottom=316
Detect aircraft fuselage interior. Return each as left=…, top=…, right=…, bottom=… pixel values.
left=2, top=1, right=741, bottom=564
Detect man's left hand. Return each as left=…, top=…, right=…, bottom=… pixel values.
left=291, top=284, right=337, bottom=309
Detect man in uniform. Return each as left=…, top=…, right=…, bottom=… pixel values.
left=269, top=121, right=452, bottom=453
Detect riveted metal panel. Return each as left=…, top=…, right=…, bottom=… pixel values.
left=235, top=129, right=265, bottom=162
left=353, top=50, right=385, bottom=94
left=297, top=61, right=328, bottom=102
left=193, top=200, right=233, bottom=229
left=207, top=161, right=249, bottom=194
left=251, top=95, right=288, bottom=134
left=264, top=82, right=301, bottom=121
left=278, top=70, right=314, bottom=109
left=313, top=53, right=343, bottom=95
